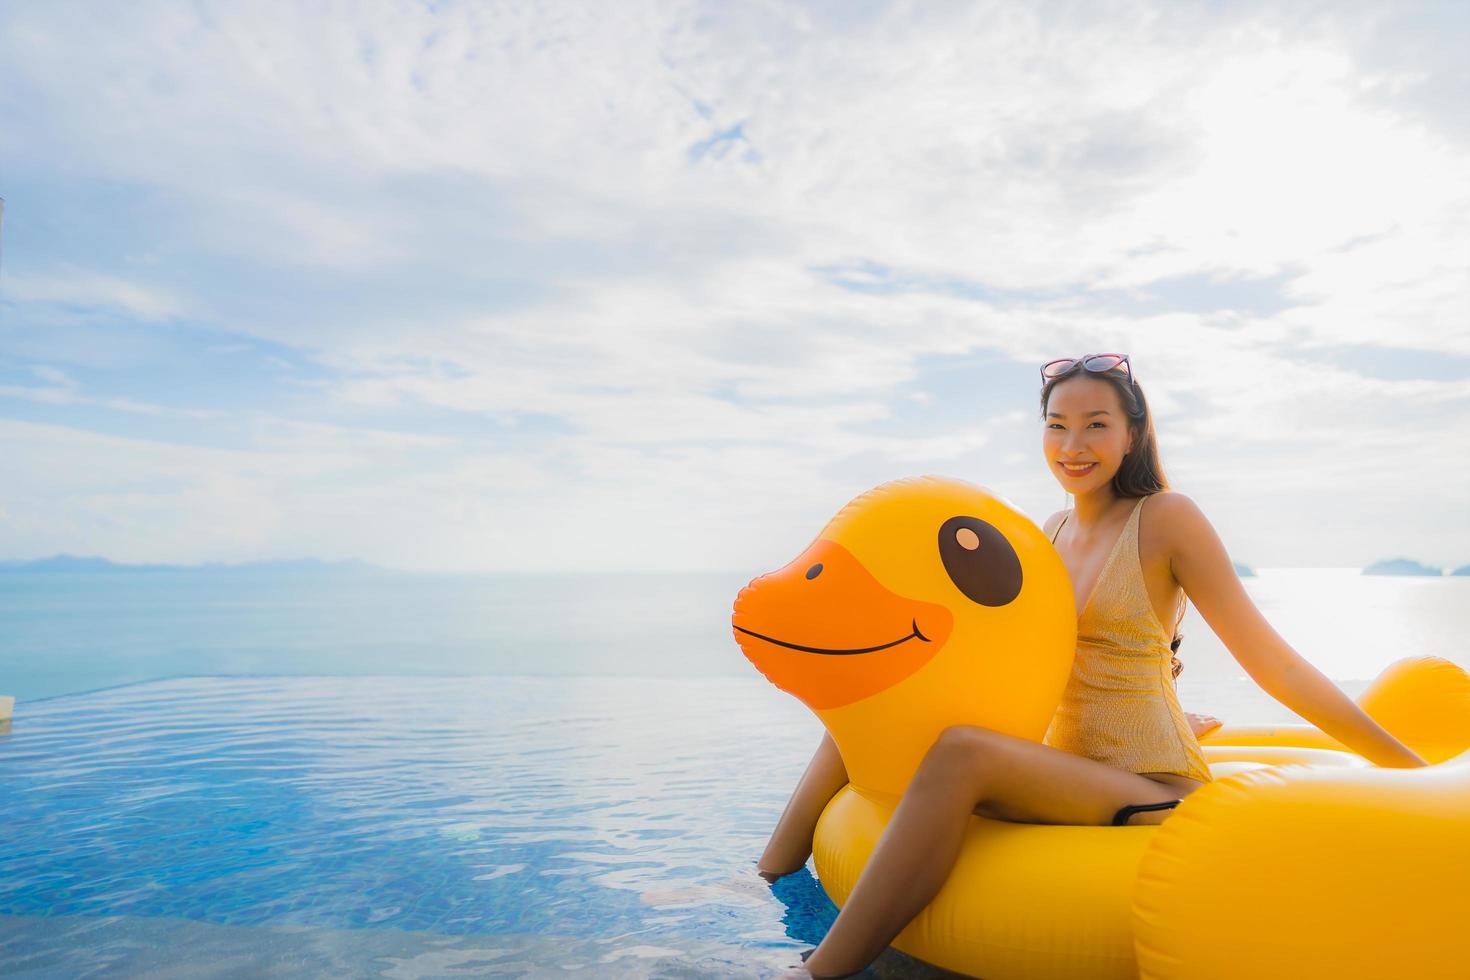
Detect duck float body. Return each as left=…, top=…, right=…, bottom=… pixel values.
left=733, top=476, right=1470, bottom=980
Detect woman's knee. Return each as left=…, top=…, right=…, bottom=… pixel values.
left=922, top=725, right=998, bottom=773
left=935, top=724, right=1001, bottom=749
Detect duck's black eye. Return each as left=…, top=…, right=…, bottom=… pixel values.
left=937, top=516, right=1022, bottom=606
left=805, top=563, right=823, bottom=580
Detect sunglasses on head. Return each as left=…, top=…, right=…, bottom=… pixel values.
left=1040, top=353, right=1135, bottom=386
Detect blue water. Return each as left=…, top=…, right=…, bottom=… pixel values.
left=1, top=675, right=862, bottom=977
left=0, top=570, right=752, bottom=703
left=2, top=569, right=1468, bottom=976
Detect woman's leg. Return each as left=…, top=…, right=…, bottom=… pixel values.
left=800, top=725, right=1203, bottom=978
left=759, top=730, right=850, bottom=881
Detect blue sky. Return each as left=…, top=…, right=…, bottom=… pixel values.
left=1, top=0, right=1467, bottom=572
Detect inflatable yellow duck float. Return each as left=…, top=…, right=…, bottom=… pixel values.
left=733, top=476, right=1470, bottom=980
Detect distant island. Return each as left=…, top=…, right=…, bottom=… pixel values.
left=1233, top=562, right=1255, bottom=577
left=1363, top=558, right=1443, bottom=577
left=0, top=555, right=382, bottom=574
left=1453, top=565, right=1470, bottom=577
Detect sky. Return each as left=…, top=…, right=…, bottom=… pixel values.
left=0, top=0, right=1467, bottom=573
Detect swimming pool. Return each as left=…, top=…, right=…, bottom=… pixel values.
left=0, top=674, right=951, bottom=977
left=7, top=568, right=1464, bottom=976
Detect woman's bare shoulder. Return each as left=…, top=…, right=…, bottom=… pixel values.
left=1143, top=490, right=1204, bottom=518
left=1143, top=491, right=1220, bottom=554
left=1041, top=508, right=1069, bottom=538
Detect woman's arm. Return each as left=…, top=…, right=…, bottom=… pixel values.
left=1159, top=493, right=1428, bottom=769
left=757, top=730, right=850, bottom=881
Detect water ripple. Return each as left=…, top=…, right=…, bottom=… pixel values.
left=0, top=676, right=874, bottom=977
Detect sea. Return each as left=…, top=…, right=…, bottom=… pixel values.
left=1, top=567, right=1466, bottom=978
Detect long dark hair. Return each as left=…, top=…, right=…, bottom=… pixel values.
left=1039, top=362, right=1186, bottom=680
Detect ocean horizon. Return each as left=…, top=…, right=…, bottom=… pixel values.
left=4, top=565, right=1468, bottom=715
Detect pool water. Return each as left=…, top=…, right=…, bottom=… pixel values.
left=5, top=568, right=1466, bottom=976
left=0, top=675, right=948, bottom=978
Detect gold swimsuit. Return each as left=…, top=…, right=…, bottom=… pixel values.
left=1042, top=496, right=1214, bottom=784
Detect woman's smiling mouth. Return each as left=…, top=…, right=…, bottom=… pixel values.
left=1060, top=462, right=1098, bottom=477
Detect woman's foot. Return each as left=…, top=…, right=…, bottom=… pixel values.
left=1186, top=712, right=1222, bottom=738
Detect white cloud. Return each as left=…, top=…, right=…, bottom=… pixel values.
left=0, top=0, right=1465, bottom=569
left=5, top=271, right=186, bottom=321
left=0, top=365, right=221, bottom=418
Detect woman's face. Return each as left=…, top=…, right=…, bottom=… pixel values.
left=1042, top=376, right=1134, bottom=494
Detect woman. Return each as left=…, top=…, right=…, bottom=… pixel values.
left=761, top=352, right=1429, bottom=980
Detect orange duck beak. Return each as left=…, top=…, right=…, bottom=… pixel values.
left=732, top=539, right=954, bottom=711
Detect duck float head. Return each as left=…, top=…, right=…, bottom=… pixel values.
left=732, top=476, right=1076, bottom=798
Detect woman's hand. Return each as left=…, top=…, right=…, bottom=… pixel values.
left=1185, top=711, right=1222, bottom=739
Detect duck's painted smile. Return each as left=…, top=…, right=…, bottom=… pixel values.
left=732, top=619, right=931, bottom=656
left=732, top=539, right=954, bottom=709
